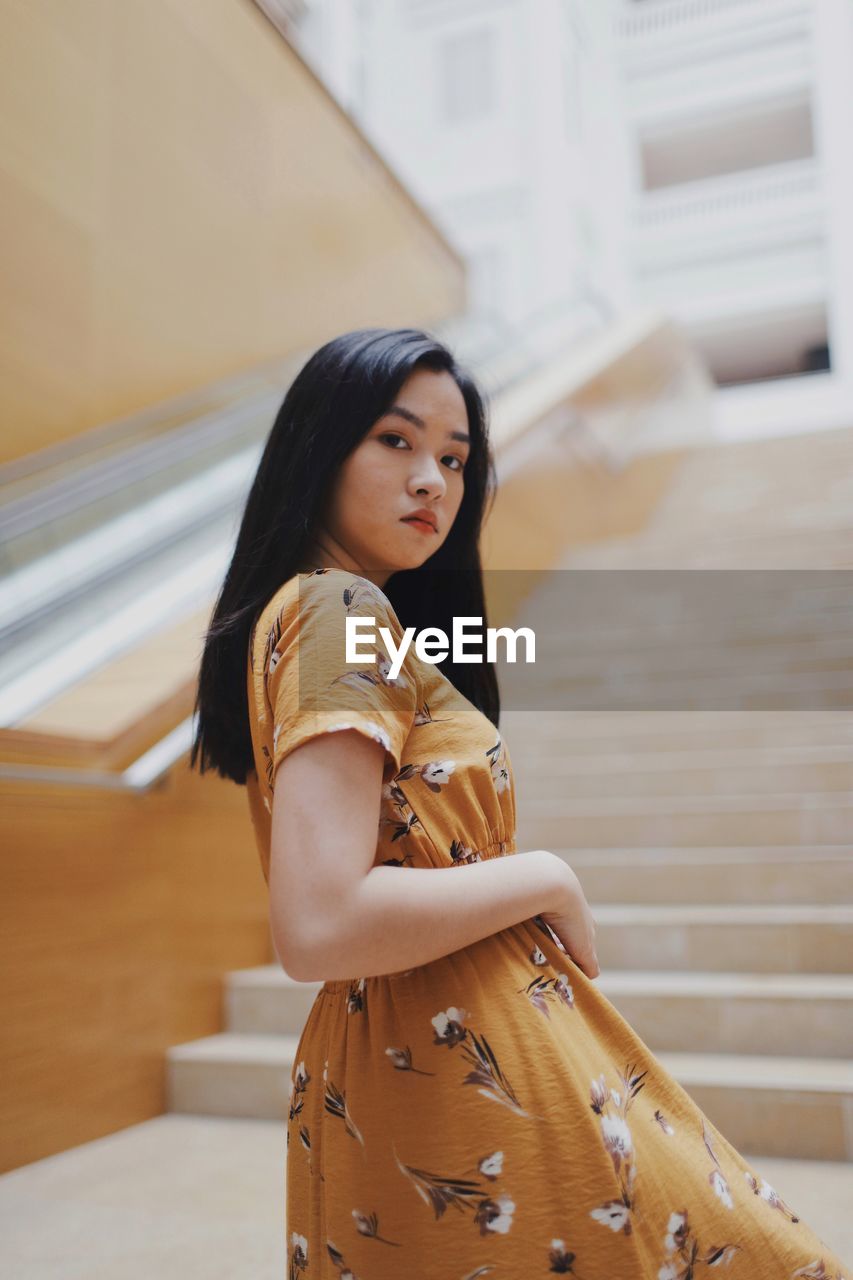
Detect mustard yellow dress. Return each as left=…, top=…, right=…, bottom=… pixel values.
left=246, top=568, right=849, bottom=1280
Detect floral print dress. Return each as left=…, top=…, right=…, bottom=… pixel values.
left=245, top=568, right=850, bottom=1280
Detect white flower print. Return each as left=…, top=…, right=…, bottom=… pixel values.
left=474, top=1193, right=515, bottom=1235
left=743, top=1170, right=801, bottom=1222
left=486, top=735, right=509, bottom=794
left=384, top=1045, right=435, bottom=1076
left=449, top=839, right=482, bottom=866
left=431, top=1006, right=469, bottom=1046
left=421, top=760, right=455, bottom=789
left=664, top=1210, right=688, bottom=1255
left=351, top=1208, right=401, bottom=1247
left=521, top=972, right=575, bottom=1019
left=601, top=1113, right=633, bottom=1165
left=588, top=1063, right=646, bottom=1237
left=376, top=654, right=408, bottom=688
left=590, top=1201, right=631, bottom=1233
left=702, top=1119, right=733, bottom=1209
left=289, top=1230, right=308, bottom=1271
left=710, top=1168, right=734, bottom=1209
left=654, top=1109, right=675, bottom=1135
left=479, top=1151, right=504, bottom=1178
left=325, top=720, right=392, bottom=752
left=659, top=1207, right=743, bottom=1272
left=393, top=1144, right=515, bottom=1240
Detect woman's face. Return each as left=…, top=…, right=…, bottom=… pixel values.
left=315, top=367, right=471, bottom=585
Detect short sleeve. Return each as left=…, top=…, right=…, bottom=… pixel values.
left=265, top=571, right=419, bottom=784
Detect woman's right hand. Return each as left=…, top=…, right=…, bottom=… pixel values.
left=538, top=856, right=600, bottom=979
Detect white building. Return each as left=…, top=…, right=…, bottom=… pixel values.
left=260, top=0, right=853, bottom=443
left=263, top=0, right=632, bottom=361
left=619, top=0, right=853, bottom=441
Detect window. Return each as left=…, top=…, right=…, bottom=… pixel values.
left=469, top=245, right=504, bottom=317
left=438, top=25, right=496, bottom=124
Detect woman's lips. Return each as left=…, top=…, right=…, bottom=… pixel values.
left=399, top=517, right=435, bottom=532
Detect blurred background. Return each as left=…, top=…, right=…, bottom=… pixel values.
left=1, top=1, right=852, bottom=1274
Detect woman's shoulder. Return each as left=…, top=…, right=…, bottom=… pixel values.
left=254, top=568, right=397, bottom=660
left=278, top=568, right=396, bottom=619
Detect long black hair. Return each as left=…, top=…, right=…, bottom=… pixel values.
left=190, top=326, right=500, bottom=786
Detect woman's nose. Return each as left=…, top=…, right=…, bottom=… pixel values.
left=409, top=457, right=446, bottom=498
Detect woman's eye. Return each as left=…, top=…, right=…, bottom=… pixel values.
left=379, top=433, right=465, bottom=471
left=379, top=432, right=409, bottom=449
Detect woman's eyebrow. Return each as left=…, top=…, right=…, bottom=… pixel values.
left=384, top=404, right=470, bottom=444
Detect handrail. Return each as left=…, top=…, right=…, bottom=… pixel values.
left=0, top=304, right=691, bottom=786
left=635, top=160, right=820, bottom=229
left=619, top=0, right=808, bottom=40
left=0, top=377, right=286, bottom=543
left=0, top=716, right=195, bottom=793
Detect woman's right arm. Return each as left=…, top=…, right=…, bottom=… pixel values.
left=268, top=728, right=599, bottom=983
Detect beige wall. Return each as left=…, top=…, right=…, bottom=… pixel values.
left=0, top=0, right=465, bottom=464
left=0, top=764, right=271, bottom=1173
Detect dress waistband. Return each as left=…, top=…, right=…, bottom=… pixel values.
left=319, top=835, right=517, bottom=993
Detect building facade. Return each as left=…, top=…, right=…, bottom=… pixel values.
left=262, top=0, right=853, bottom=441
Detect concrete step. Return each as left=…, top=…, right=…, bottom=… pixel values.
left=561, top=528, right=853, bottom=570
left=523, top=581, right=853, bottom=622
left=166, top=1031, right=301, bottom=1120
left=529, top=633, right=853, bottom=673
left=3, top=1116, right=852, bottom=1272
left=564, top=530, right=853, bottom=569
left=560, top=537, right=850, bottom=568
left=516, top=790, right=853, bottom=846
left=224, top=964, right=853, bottom=1060
left=500, top=709, right=853, bottom=754
left=164, top=1031, right=853, bottom=1161
left=588, top=904, right=853, bottom=973
left=598, top=971, right=853, bottom=1059
left=226, top=965, right=320, bottom=1036
left=558, top=846, right=853, bottom=904
left=526, top=599, right=853, bottom=635
left=652, top=1051, right=853, bottom=1162
left=505, top=669, right=853, bottom=713
left=513, top=743, right=853, bottom=797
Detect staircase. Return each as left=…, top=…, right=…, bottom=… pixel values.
left=507, top=712, right=853, bottom=1162
left=166, top=424, right=853, bottom=1161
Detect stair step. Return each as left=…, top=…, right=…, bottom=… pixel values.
left=166, top=1032, right=300, bottom=1120
left=652, top=1052, right=853, bottom=1161
left=224, top=963, right=853, bottom=1059
left=555, top=846, right=853, bottom=904
left=515, top=743, right=853, bottom=796
left=563, top=532, right=853, bottom=570
left=500, top=709, right=853, bottom=754
left=565, top=534, right=853, bottom=569
left=226, top=966, right=320, bottom=1036
left=164, top=1031, right=853, bottom=1160
left=517, top=791, right=853, bottom=846
left=589, top=904, right=853, bottom=972
left=598, top=970, right=853, bottom=1058
left=503, top=671, right=853, bottom=713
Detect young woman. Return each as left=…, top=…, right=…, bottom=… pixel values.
left=192, top=327, right=848, bottom=1279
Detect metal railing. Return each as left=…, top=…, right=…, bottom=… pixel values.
left=635, top=159, right=821, bottom=231
left=0, top=715, right=195, bottom=792
left=619, top=0, right=808, bottom=41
